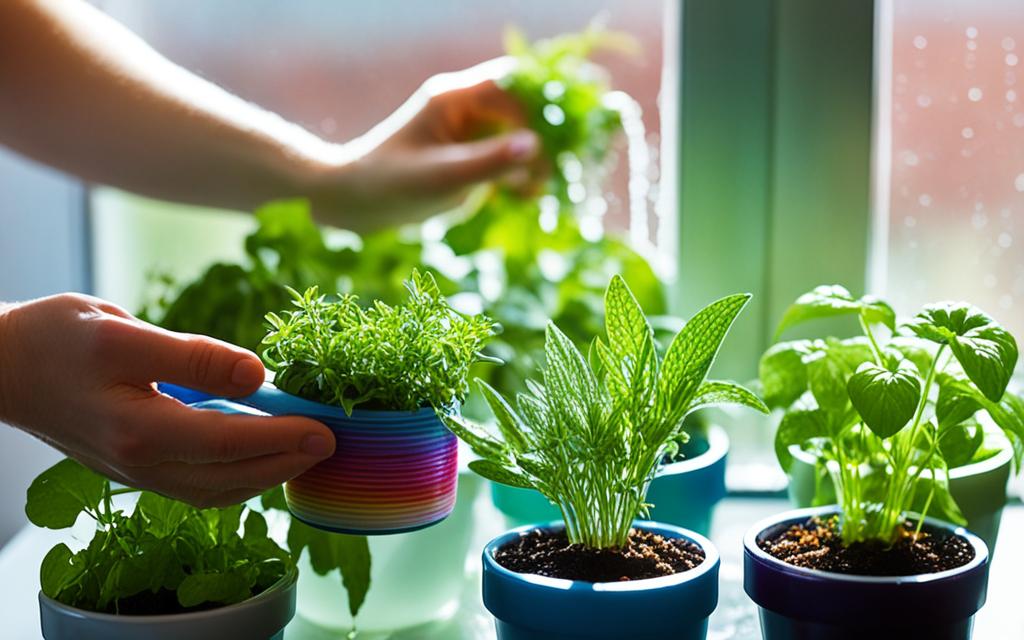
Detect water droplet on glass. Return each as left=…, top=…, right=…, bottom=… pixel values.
left=913, top=35, right=928, bottom=50
left=904, top=215, right=917, bottom=228
left=918, top=193, right=933, bottom=206
left=968, top=87, right=984, bottom=101
left=972, top=212, right=989, bottom=229
left=962, top=127, right=975, bottom=139
left=1007, top=53, right=1020, bottom=67
left=1014, top=113, right=1024, bottom=127
left=916, top=94, right=932, bottom=107
left=1002, top=37, right=1016, bottom=51
left=998, top=232, right=1013, bottom=248
left=542, top=104, right=566, bottom=126
left=966, top=26, right=979, bottom=39
left=542, top=81, right=566, bottom=102
left=1007, top=89, right=1017, bottom=102
left=903, top=151, right=920, bottom=166
left=1015, top=173, right=1024, bottom=192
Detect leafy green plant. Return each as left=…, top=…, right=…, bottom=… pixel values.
left=445, top=276, right=766, bottom=548
left=762, top=285, right=1024, bottom=544
left=27, top=459, right=292, bottom=615
left=261, top=270, right=498, bottom=413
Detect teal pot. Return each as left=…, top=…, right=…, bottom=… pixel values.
left=744, top=507, right=989, bottom=640
left=294, top=459, right=484, bottom=632
left=491, top=426, right=728, bottom=535
left=786, top=432, right=1012, bottom=551
left=39, top=566, right=296, bottom=640
left=483, top=521, right=719, bottom=640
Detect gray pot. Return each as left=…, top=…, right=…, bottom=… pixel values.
left=39, top=566, right=297, bottom=640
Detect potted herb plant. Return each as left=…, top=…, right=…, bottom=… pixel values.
left=29, top=459, right=296, bottom=640
left=748, top=285, right=1021, bottom=639
left=445, top=275, right=766, bottom=639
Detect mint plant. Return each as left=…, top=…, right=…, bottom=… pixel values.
left=28, top=459, right=292, bottom=615
left=762, top=285, right=1023, bottom=544
left=445, top=276, right=766, bottom=548
left=261, top=270, right=499, bottom=413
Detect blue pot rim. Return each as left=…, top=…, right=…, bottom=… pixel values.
left=656, top=424, right=728, bottom=477
left=484, top=519, right=720, bottom=591
left=744, top=505, right=989, bottom=584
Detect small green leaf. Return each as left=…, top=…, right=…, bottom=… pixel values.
left=25, top=459, right=106, bottom=529
left=775, top=285, right=894, bottom=338
left=687, top=380, right=767, bottom=415
left=938, top=418, right=985, bottom=468
left=774, top=406, right=831, bottom=472
left=468, top=460, right=535, bottom=489
left=136, top=491, right=191, bottom=537
left=935, top=374, right=982, bottom=428
left=476, top=380, right=532, bottom=452
left=287, top=520, right=371, bottom=617
left=177, top=572, right=252, bottom=608
left=40, top=544, right=80, bottom=599
left=846, top=362, right=921, bottom=438
left=805, top=350, right=853, bottom=412
left=759, top=341, right=810, bottom=409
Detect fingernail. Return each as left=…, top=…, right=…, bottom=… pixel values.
left=231, top=359, right=264, bottom=388
left=507, top=130, right=538, bottom=160
left=301, top=434, right=334, bottom=457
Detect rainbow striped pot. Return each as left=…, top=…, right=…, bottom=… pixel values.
left=158, top=382, right=459, bottom=535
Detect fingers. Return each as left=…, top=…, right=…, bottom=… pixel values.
left=154, top=452, right=327, bottom=495
left=410, top=129, right=540, bottom=190
left=93, top=315, right=266, bottom=397
left=107, top=392, right=336, bottom=466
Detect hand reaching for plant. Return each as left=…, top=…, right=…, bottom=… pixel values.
left=0, top=293, right=336, bottom=508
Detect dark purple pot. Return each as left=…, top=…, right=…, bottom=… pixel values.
left=744, top=506, right=990, bottom=640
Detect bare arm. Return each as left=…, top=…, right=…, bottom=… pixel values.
left=0, top=0, right=538, bottom=231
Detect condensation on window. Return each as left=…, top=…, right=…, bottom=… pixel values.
left=878, top=0, right=1024, bottom=345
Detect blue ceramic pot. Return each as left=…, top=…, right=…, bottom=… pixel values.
left=744, top=506, right=990, bottom=640
left=158, top=382, right=458, bottom=535
left=490, top=426, right=728, bottom=536
left=483, top=521, right=719, bottom=640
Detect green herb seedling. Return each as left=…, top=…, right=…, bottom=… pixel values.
left=763, top=285, right=1023, bottom=544
left=445, top=275, right=766, bottom=549
left=27, top=459, right=292, bottom=614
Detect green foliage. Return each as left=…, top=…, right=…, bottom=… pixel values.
left=27, top=460, right=292, bottom=614
left=445, top=276, right=765, bottom=549
left=261, top=270, right=498, bottom=413
left=763, top=285, right=1023, bottom=545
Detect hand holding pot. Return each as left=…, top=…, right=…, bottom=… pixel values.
left=0, top=293, right=335, bottom=508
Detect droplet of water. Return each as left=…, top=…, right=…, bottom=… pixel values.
left=968, top=87, right=984, bottom=101
left=542, top=104, right=566, bottom=126
left=998, top=232, right=1013, bottom=248
left=1015, top=173, right=1024, bottom=192
left=913, top=35, right=928, bottom=50
left=1007, top=89, right=1017, bottom=102
left=1007, top=53, right=1020, bottom=67
left=972, top=212, right=988, bottom=229
left=962, top=127, right=974, bottom=139
left=918, top=193, right=932, bottom=206
left=542, top=80, right=566, bottom=101
left=903, top=151, right=920, bottom=166
left=967, top=40, right=978, bottom=51
left=1002, top=37, right=1016, bottom=51
left=904, top=215, right=917, bottom=228
left=916, top=94, right=932, bottom=108
left=1014, top=113, right=1024, bottom=127
left=966, top=26, right=979, bottom=39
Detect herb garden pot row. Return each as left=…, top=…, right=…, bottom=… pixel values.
left=786, top=433, right=1014, bottom=551
left=744, top=507, right=990, bottom=640
left=490, top=425, right=729, bottom=536
left=40, top=567, right=298, bottom=640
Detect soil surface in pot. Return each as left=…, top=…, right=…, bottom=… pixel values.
left=494, top=527, right=705, bottom=582
left=759, top=516, right=974, bottom=576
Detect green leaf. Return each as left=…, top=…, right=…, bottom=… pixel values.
left=136, top=491, right=191, bottom=537
left=260, top=485, right=288, bottom=511
left=759, top=341, right=810, bottom=409
left=476, top=380, right=532, bottom=452
left=936, top=374, right=982, bottom=428
left=905, top=302, right=1018, bottom=401
left=846, top=362, right=921, bottom=438
left=177, top=572, right=252, bottom=608
left=938, top=418, right=985, bottom=469
left=774, top=406, right=831, bottom=472
left=687, top=380, right=767, bottom=415
left=468, top=460, right=535, bottom=489
left=287, top=520, right=371, bottom=617
left=659, top=294, right=751, bottom=421
left=40, top=543, right=81, bottom=599
left=805, top=350, right=854, bottom=412
left=25, top=459, right=106, bottom=529
left=775, top=285, right=894, bottom=338
left=440, top=413, right=506, bottom=460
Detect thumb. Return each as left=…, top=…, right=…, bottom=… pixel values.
left=413, top=129, right=539, bottom=190
left=98, top=317, right=266, bottom=397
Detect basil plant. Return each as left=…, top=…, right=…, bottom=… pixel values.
left=761, top=285, right=1023, bottom=544
left=445, top=276, right=767, bottom=549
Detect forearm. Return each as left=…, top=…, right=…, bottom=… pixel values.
left=0, top=302, right=18, bottom=424
left=0, top=0, right=346, bottom=214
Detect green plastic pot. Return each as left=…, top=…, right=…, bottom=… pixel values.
left=490, top=426, right=729, bottom=536
left=786, top=432, right=1013, bottom=551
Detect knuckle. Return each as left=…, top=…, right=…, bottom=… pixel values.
left=186, top=339, right=221, bottom=387
left=106, top=420, right=153, bottom=467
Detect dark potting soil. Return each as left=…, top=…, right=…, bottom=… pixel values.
left=102, top=588, right=224, bottom=616
left=759, top=516, right=975, bottom=576
left=494, top=527, right=705, bottom=582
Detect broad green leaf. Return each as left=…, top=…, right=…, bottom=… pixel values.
left=603, top=275, right=657, bottom=407
left=759, top=341, right=809, bottom=409
left=774, top=406, right=831, bottom=472
left=938, top=418, right=985, bottom=469
left=805, top=350, right=853, bottom=412
left=905, top=302, right=1018, bottom=401
left=177, top=571, right=252, bottom=608
left=468, top=460, right=535, bottom=489
left=243, top=510, right=269, bottom=542
left=775, top=285, right=894, bottom=338
left=40, top=544, right=80, bottom=599
left=847, top=362, right=921, bottom=438
left=687, top=380, right=767, bottom=416
left=935, top=374, right=981, bottom=428
left=136, top=491, right=191, bottom=537
left=25, top=459, right=106, bottom=529
left=260, top=485, right=288, bottom=511
left=288, top=520, right=371, bottom=617
left=659, top=294, right=751, bottom=421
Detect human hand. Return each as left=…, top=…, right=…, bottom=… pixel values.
left=0, top=294, right=335, bottom=508
left=307, top=58, right=542, bottom=232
